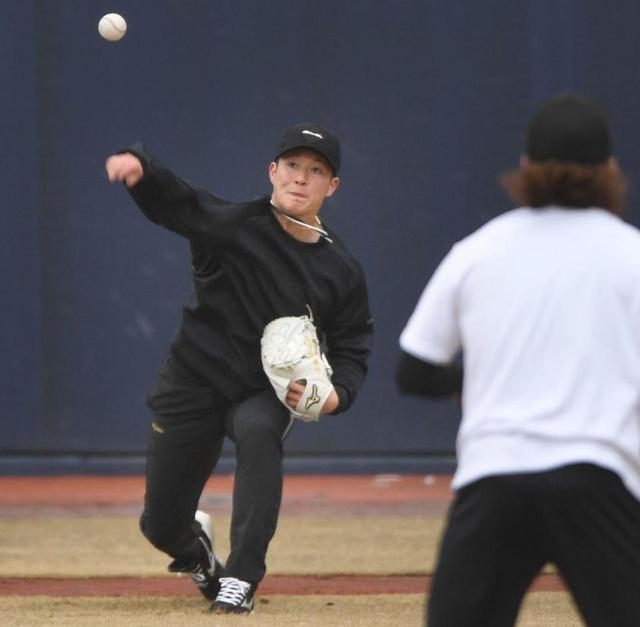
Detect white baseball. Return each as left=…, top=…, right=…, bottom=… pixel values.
left=98, top=13, right=127, bottom=42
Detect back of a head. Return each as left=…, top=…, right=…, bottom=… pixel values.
left=501, top=92, right=626, bottom=214
left=526, top=93, right=611, bottom=166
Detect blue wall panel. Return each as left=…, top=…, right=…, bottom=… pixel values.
left=4, top=0, right=640, bottom=471
left=1, top=3, right=41, bottom=449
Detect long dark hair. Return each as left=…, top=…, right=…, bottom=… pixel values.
left=500, top=159, right=628, bottom=217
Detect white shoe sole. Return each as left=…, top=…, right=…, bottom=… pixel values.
left=195, top=510, right=213, bottom=543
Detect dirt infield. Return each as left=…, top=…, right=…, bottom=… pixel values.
left=0, top=574, right=565, bottom=597
left=0, top=593, right=583, bottom=627
left=0, top=473, right=452, bottom=516
left=0, top=474, right=568, bottom=600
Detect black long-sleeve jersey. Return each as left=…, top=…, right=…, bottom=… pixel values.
left=124, top=144, right=373, bottom=413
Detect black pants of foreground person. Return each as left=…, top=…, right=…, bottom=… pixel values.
left=138, top=360, right=292, bottom=587
left=427, top=463, right=640, bottom=627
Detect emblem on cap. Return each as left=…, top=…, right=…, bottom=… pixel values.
left=275, top=122, right=341, bottom=174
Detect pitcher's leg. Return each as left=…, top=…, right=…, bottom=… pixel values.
left=223, top=390, right=292, bottom=584
left=138, top=360, right=230, bottom=564
left=139, top=410, right=225, bottom=561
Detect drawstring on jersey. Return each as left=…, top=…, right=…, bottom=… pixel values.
left=272, top=207, right=334, bottom=243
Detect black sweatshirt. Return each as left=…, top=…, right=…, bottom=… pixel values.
left=124, top=143, right=373, bottom=413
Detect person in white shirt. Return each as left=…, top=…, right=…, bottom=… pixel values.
left=397, top=93, right=640, bottom=627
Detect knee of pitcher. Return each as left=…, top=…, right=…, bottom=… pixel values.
left=139, top=510, right=183, bottom=553
left=234, top=416, right=284, bottom=446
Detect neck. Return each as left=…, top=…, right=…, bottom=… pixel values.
left=270, top=204, right=332, bottom=243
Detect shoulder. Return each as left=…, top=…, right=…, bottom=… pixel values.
left=207, top=195, right=271, bottom=227
left=458, top=208, right=532, bottom=245
left=594, top=209, right=640, bottom=239
left=230, top=195, right=271, bottom=220
left=589, top=210, right=640, bottom=260
left=323, top=228, right=368, bottom=282
left=418, top=209, right=533, bottom=286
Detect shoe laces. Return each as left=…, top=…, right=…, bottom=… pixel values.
left=216, top=577, right=251, bottom=605
left=190, top=563, right=209, bottom=586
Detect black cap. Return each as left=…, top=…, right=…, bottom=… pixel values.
left=275, top=123, right=341, bottom=175
left=526, top=93, right=612, bottom=166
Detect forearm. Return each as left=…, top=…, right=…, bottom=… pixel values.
left=395, top=350, right=462, bottom=397
left=122, top=143, right=226, bottom=239
left=327, top=325, right=373, bottom=414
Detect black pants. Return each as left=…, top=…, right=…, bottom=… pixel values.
left=427, top=463, right=640, bottom=627
left=138, top=360, right=293, bottom=586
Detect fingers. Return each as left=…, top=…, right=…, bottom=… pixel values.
left=105, top=153, right=143, bottom=187
left=285, top=381, right=338, bottom=416
left=285, top=380, right=306, bottom=409
left=124, top=171, right=143, bottom=187
left=105, top=155, right=125, bottom=182
left=105, top=157, right=117, bottom=182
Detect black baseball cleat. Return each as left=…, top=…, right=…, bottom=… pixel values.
left=209, top=577, right=256, bottom=614
left=167, top=510, right=224, bottom=600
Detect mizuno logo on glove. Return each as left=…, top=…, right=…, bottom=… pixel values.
left=305, top=384, right=321, bottom=410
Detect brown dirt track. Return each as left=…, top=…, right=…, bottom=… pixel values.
left=0, top=475, right=579, bottom=627
left=0, top=574, right=565, bottom=597
left=0, top=474, right=567, bottom=598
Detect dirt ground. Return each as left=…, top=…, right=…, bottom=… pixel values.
left=0, top=593, right=582, bottom=627
left=0, top=474, right=578, bottom=625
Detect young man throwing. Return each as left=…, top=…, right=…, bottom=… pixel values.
left=106, top=123, right=373, bottom=614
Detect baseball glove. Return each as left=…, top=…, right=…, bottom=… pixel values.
left=261, top=315, right=334, bottom=422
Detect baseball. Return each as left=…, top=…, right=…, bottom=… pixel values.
left=98, top=13, right=127, bottom=42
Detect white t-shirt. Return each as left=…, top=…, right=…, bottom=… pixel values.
left=400, top=206, right=640, bottom=500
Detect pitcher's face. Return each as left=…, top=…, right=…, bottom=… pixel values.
left=269, top=149, right=339, bottom=220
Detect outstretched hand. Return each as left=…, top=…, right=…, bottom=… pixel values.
left=105, top=153, right=143, bottom=188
